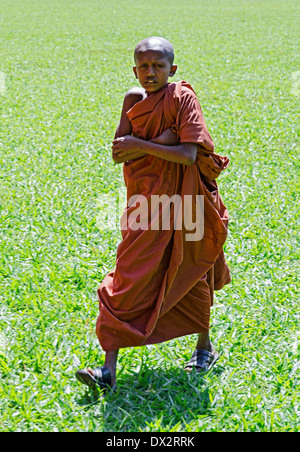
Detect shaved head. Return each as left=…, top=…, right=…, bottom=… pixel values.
left=134, top=37, right=175, bottom=65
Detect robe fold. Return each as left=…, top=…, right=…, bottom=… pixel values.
left=96, top=81, right=231, bottom=351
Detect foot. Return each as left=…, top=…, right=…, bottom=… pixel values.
left=184, top=349, right=219, bottom=373
left=75, top=350, right=118, bottom=390
left=185, top=332, right=218, bottom=373
left=87, top=365, right=117, bottom=388
left=75, top=366, right=115, bottom=391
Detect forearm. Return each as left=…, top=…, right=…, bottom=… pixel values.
left=130, top=138, right=197, bottom=166
left=113, top=135, right=170, bottom=164
left=112, top=130, right=197, bottom=166
left=112, top=135, right=168, bottom=164
left=113, top=149, right=146, bottom=164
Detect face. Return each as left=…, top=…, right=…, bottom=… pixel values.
left=133, top=49, right=177, bottom=95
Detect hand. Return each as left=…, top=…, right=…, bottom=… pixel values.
left=112, top=136, right=141, bottom=156
left=112, top=136, right=146, bottom=163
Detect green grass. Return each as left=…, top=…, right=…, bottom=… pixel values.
left=0, top=0, right=299, bottom=432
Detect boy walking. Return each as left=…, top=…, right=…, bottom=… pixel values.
left=76, top=37, right=230, bottom=390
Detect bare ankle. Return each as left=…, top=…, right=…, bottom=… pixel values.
left=104, top=349, right=119, bottom=371
left=196, top=333, right=213, bottom=352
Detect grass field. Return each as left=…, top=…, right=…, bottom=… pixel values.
left=0, top=0, right=299, bottom=432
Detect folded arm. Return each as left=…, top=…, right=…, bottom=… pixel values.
left=112, top=89, right=197, bottom=166
left=112, top=135, right=197, bottom=166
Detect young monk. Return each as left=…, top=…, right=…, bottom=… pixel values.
left=76, top=37, right=231, bottom=390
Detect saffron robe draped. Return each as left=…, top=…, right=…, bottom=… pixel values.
left=96, top=81, right=231, bottom=351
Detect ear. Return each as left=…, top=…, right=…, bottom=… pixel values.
left=169, top=65, right=178, bottom=77
left=133, top=67, right=138, bottom=79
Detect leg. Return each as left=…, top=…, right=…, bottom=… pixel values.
left=103, top=349, right=119, bottom=387
left=195, top=332, right=214, bottom=353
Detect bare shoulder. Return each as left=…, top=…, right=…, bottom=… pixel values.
left=125, top=86, right=146, bottom=98
left=123, top=87, right=146, bottom=108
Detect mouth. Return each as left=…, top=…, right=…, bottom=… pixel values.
left=145, top=80, right=157, bottom=84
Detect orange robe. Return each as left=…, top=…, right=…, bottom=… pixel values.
left=96, top=81, right=230, bottom=351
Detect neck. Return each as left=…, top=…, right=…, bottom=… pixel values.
left=145, top=83, right=169, bottom=97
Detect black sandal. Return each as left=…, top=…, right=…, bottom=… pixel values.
left=75, top=366, right=112, bottom=391
left=184, top=349, right=219, bottom=373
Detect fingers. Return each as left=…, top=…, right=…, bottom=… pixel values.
left=112, top=136, right=134, bottom=154
left=112, top=140, right=126, bottom=156
left=113, top=137, right=125, bottom=144
left=112, top=137, right=123, bottom=149
left=112, top=138, right=122, bottom=149
left=112, top=136, right=128, bottom=150
left=112, top=135, right=139, bottom=155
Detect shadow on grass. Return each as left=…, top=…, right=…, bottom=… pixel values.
left=76, top=365, right=224, bottom=431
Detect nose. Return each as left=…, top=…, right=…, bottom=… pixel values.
left=146, top=66, right=155, bottom=77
